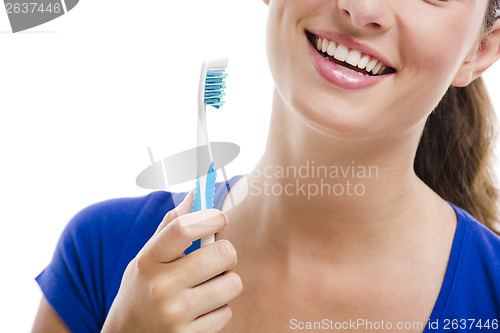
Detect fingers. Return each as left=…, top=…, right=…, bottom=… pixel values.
left=148, top=209, right=228, bottom=264
left=108, top=188, right=241, bottom=333
left=153, top=189, right=195, bottom=237
left=191, top=305, right=233, bottom=333
left=188, top=272, right=243, bottom=318
left=170, top=240, right=238, bottom=288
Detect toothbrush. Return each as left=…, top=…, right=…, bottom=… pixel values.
left=192, top=58, right=229, bottom=247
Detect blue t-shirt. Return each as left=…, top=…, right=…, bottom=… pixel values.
left=36, top=177, right=500, bottom=332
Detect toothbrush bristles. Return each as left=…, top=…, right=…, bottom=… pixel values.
left=204, top=69, right=227, bottom=109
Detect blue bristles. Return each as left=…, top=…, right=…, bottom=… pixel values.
left=204, top=69, right=227, bottom=109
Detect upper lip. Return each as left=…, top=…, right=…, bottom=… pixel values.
left=307, top=29, right=396, bottom=70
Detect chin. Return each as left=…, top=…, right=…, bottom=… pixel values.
left=286, top=89, right=377, bottom=139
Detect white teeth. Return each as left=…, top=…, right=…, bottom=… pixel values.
left=338, top=65, right=366, bottom=76
left=365, top=59, right=378, bottom=72
left=327, top=41, right=337, bottom=56
left=313, top=35, right=391, bottom=76
left=322, top=39, right=329, bottom=53
left=357, top=55, right=370, bottom=70
left=345, top=50, right=361, bottom=66
left=316, top=38, right=322, bottom=51
left=371, top=62, right=383, bottom=75
left=376, top=65, right=386, bottom=75
left=334, top=44, right=349, bottom=62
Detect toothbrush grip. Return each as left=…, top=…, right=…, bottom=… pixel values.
left=191, top=164, right=217, bottom=248
left=192, top=174, right=215, bottom=247
left=200, top=234, right=215, bottom=247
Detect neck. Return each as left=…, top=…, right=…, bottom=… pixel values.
left=236, top=88, right=450, bottom=268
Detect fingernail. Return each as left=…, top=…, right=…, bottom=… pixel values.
left=222, top=211, right=228, bottom=226
left=184, top=189, right=195, bottom=203
left=175, top=189, right=195, bottom=213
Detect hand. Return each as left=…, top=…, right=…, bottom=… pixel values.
left=101, top=191, right=243, bottom=333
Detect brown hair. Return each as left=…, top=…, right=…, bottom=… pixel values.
left=414, top=0, right=500, bottom=235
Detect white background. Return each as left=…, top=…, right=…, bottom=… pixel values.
left=0, top=1, right=499, bottom=331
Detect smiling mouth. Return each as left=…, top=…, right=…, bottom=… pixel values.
left=306, top=31, right=396, bottom=77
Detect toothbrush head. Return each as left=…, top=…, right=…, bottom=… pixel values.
left=204, top=68, right=227, bottom=109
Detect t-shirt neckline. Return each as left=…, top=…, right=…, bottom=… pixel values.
left=214, top=178, right=466, bottom=331
left=422, top=201, right=467, bottom=332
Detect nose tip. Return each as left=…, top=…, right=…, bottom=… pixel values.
left=337, top=0, right=393, bottom=32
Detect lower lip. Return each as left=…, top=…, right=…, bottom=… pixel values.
left=308, top=41, right=392, bottom=90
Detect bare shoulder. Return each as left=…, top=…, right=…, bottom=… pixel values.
left=32, top=297, right=70, bottom=333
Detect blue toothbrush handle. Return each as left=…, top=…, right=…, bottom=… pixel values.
left=185, top=163, right=217, bottom=254
left=192, top=162, right=216, bottom=211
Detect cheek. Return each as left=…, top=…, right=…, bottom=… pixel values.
left=405, top=20, right=467, bottom=78
left=397, top=17, right=476, bottom=116
left=404, top=4, right=484, bottom=85
left=265, top=1, right=288, bottom=87
left=265, top=0, right=326, bottom=85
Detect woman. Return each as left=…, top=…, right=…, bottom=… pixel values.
left=33, top=0, right=500, bottom=332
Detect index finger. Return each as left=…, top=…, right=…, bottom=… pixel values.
left=148, top=209, right=228, bottom=263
